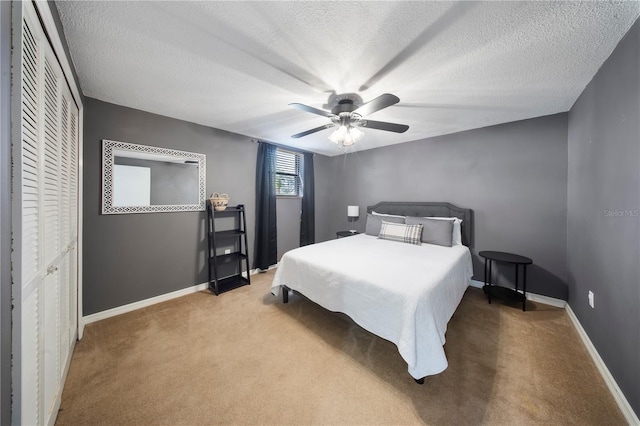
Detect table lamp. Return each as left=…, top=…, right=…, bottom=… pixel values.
left=347, top=205, right=360, bottom=233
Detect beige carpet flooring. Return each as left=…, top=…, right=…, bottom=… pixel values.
left=56, top=270, right=625, bottom=425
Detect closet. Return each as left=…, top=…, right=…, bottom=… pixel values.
left=13, top=2, right=81, bottom=424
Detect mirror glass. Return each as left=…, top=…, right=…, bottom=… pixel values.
left=102, top=140, right=206, bottom=214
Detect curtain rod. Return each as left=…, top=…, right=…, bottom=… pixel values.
left=251, top=139, right=315, bottom=156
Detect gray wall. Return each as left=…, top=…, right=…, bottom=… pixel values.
left=0, top=2, right=11, bottom=424
left=83, top=98, right=258, bottom=315
left=84, top=99, right=329, bottom=314
left=313, top=153, right=340, bottom=243
left=567, top=19, right=640, bottom=417
left=276, top=197, right=301, bottom=260
left=320, top=114, right=569, bottom=299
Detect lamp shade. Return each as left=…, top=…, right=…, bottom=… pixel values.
left=329, top=125, right=364, bottom=147
left=347, top=205, right=360, bottom=218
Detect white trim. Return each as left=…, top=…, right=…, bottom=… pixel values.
left=469, top=279, right=484, bottom=289
left=77, top=110, right=84, bottom=339
left=565, top=304, right=640, bottom=425
left=10, top=3, right=25, bottom=423
left=84, top=267, right=277, bottom=324
left=469, top=279, right=566, bottom=308
left=83, top=282, right=210, bottom=325
left=33, top=1, right=83, bottom=110
left=526, top=292, right=565, bottom=309
left=0, top=1, right=12, bottom=424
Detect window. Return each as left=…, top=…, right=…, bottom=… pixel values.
left=275, top=149, right=303, bottom=197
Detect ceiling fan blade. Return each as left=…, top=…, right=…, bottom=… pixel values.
left=289, top=103, right=335, bottom=118
left=360, top=119, right=409, bottom=133
left=353, top=93, right=400, bottom=117
left=291, top=124, right=334, bottom=139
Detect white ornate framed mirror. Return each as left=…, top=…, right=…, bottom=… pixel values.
left=101, top=139, right=206, bottom=214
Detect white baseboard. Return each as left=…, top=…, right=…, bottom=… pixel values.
left=469, top=279, right=566, bottom=308
left=469, top=279, right=484, bottom=289
left=83, top=267, right=277, bottom=325
left=565, top=305, right=639, bottom=425
left=526, top=292, right=566, bottom=308
left=83, top=282, right=209, bottom=324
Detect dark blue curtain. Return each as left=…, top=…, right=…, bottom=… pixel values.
left=254, top=142, right=277, bottom=270
left=300, top=152, right=315, bottom=246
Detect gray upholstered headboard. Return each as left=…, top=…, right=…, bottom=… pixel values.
left=367, top=202, right=474, bottom=247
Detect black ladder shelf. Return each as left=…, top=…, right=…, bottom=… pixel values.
left=206, top=201, right=251, bottom=295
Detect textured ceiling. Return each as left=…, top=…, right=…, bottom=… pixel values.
left=56, top=1, right=639, bottom=156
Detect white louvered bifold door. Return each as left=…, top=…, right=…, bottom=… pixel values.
left=59, top=86, right=78, bottom=370
left=15, top=3, right=80, bottom=425
left=59, top=92, right=71, bottom=364
left=68, top=108, right=78, bottom=342
left=42, top=52, right=62, bottom=423
left=20, top=10, right=43, bottom=426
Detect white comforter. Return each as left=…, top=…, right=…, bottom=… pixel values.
left=271, top=234, right=473, bottom=379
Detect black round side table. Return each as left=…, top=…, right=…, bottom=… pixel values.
left=479, top=251, right=532, bottom=312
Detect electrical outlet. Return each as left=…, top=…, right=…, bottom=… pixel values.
left=224, top=249, right=231, bottom=255
left=588, top=291, right=595, bottom=308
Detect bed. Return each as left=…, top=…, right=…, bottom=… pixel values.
left=271, top=202, right=474, bottom=382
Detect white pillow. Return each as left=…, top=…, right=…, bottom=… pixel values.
left=427, top=217, right=463, bottom=245
left=372, top=211, right=406, bottom=219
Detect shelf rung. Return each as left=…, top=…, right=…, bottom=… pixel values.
left=209, top=252, right=247, bottom=264
left=210, top=275, right=250, bottom=294
left=211, top=230, right=245, bottom=238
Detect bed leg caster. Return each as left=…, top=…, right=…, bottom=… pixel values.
left=283, top=286, right=289, bottom=304
left=414, top=377, right=425, bottom=385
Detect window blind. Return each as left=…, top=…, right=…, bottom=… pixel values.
left=275, top=149, right=303, bottom=197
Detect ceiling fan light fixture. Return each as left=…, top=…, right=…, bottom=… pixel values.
left=328, top=125, right=347, bottom=144
left=349, top=125, right=364, bottom=142
left=328, top=124, right=363, bottom=147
